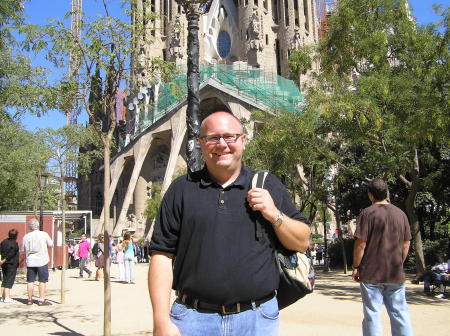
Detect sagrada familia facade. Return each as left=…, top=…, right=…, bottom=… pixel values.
left=78, top=0, right=320, bottom=239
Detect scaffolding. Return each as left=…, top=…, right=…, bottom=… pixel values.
left=65, top=0, right=83, bottom=205
left=317, top=0, right=337, bottom=40
left=127, top=63, right=303, bottom=140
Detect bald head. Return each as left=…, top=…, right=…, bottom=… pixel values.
left=200, top=111, right=244, bottom=136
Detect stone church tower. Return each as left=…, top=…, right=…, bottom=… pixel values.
left=85, top=0, right=320, bottom=238
left=132, top=0, right=319, bottom=86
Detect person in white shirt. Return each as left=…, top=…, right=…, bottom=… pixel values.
left=22, top=218, right=53, bottom=306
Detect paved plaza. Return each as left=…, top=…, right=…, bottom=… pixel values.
left=0, top=263, right=448, bottom=335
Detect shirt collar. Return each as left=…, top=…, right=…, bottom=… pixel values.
left=191, top=165, right=252, bottom=189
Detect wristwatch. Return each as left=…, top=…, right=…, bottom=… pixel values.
left=273, top=212, right=284, bottom=228
left=352, top=265, right=360, bottom=270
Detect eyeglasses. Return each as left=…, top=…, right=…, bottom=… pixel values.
left=199, top=134, right=243, bottom=144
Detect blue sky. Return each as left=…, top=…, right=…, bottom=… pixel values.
left=21, top=0, right=449, bottom=132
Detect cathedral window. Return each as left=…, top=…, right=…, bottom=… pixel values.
left=272, top=0, right=279, bottom=24
left=94, top=192, right=103, bottom=216
left=217, top=31, right=232, bottom=58
left=303, top=0, right=309, bottom=31
left=284, top=0, right=289, bottom=26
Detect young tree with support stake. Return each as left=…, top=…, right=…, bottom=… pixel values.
left=21, top=2, right=160, bottom=335
left=40, top=125, right=97, bottom=305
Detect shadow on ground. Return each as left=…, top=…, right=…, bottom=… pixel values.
left=313, top=267, right=449, bottom=306
left=0, top=305, right=95, bottom=335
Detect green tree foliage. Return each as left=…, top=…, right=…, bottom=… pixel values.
left=0, top=118, right=48, bottom=210
left=286, top=0, right=449, bottom=274
left=0, top=0, right=55, bottom=120
left=144, top=182, right=163, bottom=222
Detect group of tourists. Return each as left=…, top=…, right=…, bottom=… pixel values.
left=72, top=232, right=138, bottom=284
left=0, top=219, right=144, bottom=306
left=1, top=218, right=53, bottom=305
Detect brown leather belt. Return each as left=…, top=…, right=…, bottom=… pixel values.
left=176, top=292, right=275, bottom=315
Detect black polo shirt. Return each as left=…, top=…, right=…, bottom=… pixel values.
left=150, top=165, right=308, bottom=304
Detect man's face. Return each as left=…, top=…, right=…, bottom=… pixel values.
left=81, top=235, right=86, bottom=241
left=199, top=112, right=246, bottom=175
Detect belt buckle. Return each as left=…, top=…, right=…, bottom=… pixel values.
left=221, top=302, right=240, bottom=315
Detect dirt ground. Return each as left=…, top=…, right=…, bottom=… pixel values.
left=0, top=263, right=448, bottom=335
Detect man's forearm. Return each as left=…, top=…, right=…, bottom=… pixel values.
left=148, top=252, right=175, bottom=327
left=353, top=238, right=366, bottom=267
left=402, top=241, right=410, bottom=263
left=274, top=216, right=311, bottom=252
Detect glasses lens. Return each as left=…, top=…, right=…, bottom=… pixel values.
left=203, top=134, right=241, bottom=144
left=223, top=135, right=238, bottom=143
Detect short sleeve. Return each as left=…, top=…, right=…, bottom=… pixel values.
left=46, top=233, right=54, bottom=247
left=149, top=181, right=182, bottom=255
left=402, top=213, right=412, bottom=241
left=354, top=209, right=368, bottom=241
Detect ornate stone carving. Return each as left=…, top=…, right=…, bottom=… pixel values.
left=151, top=145, right=169, bottom=169
left=169, top=15, right=184, bottom=59
left=247, top=8, right=263, bottom=51
left=292, top=28, right=302, bottom=50
left=126, top=213, right=145, bottom=230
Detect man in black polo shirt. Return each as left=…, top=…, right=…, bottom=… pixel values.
left=148, top=111, right=311, bottom=336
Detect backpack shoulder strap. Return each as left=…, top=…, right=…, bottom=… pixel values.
left=251, top=170, right=269, bottom=189
left=251, top=170, right=274, bottom=243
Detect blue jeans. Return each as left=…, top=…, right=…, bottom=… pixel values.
left=422, top=271, right=444, bottom=292
left=123, top=254, right=135, bottom=283
left=79, top=258, right=91, bottom=277
left=170, top=296, right=279, bottom=336
left=360, top=282, right=412, bottom=336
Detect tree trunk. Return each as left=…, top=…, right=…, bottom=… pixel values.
left=334, top=203, right=348, bottom=274
left=103, top=132, right=113, bottom=336
left=60, top=173, right=66, bottom=304
left=185, top=4, right=202, bottom=173
left=404, top=148, right=426, bottom=277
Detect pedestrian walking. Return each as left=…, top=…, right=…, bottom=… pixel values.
left=116, top=240, right=125, bottom=282
left=93, top=234, right=105, bottom=281
left=352, top=178, right=412, bottom=336
left=123, top=232, right=135, bottom=284
left=148, top=111, right=311, bottom=336
left=73, top=241, right=80, bottom=268
left=1, top=228, right=20, bottom=304
left=316, top=243, right=323, bottom=265
left=22, top=218, right=54, bottom=306
left=78, top=234, right=92, bottom=278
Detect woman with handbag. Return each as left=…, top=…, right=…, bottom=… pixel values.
left=0, top=229, right=20, bottom=303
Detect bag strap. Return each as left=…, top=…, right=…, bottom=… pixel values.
left=251, top=170, right=277, bottom=246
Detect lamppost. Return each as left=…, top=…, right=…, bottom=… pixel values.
left=178, top=0, right=210, bottom=173
left=38, top=172, right=49, bottom=231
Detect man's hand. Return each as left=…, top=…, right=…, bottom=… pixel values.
left=247, top=188, right=279, bottom=223
left=153, top=321, right=180, bottom=336
left=247, top=187, right=311, bottom=252
left=352, top=268, right=360, bottom=282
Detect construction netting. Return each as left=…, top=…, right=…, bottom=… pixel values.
left=133, top=63, right=303, bottom=138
